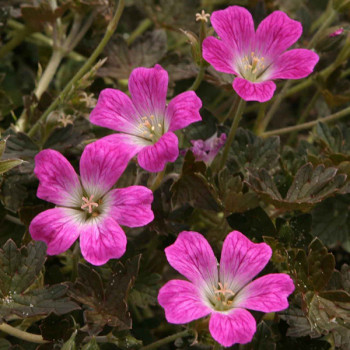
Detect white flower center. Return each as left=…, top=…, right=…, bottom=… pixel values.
left=238, top=52, right=268, bottom=82
left=137, top=114, right=164, bottom=142
left=81, top=194, right=100, bottom=217
left=209, top=282, right=236, bottom=311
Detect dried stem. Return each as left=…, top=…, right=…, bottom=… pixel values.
left=27, top=0, right=125, bottom=138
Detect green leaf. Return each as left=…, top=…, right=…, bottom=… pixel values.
left=217, top=170, right=259, bottom=213
left=68, top=256, right=141, bottom=335
left=247, top=163, right=348, bottom=211
left=227, top=207, right=276, bottom=242
left=129, top=273, right=161, bottom=309
left=0, top=159, right=23, bottom=174
left=171, top=152, right=222, bottom=211
left=311, top=195, right=350, bottom=252
left=227, top=128, right=280, bottom=176
left=307, top=238, right=335, bottom=291
left=248, top=321, right=276, bottom=350
left=0, top=339, right=12, bottom=350
left=0, top=240, right=79, bottom=319
left=0, top=240, right=46, bottom=296
left=40, top=314, right=75, bottom=344
left=61, top=330, right=77, bottom=350
left=308, top=293, right=350, bottom=348
left=82, top=338, right=99, bottom=350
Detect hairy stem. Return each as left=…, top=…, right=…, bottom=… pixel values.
left=188, top=63, right=205, bottom=91
left=140, top=330, right=191, bottom=350
left=0, top=323, right=48, bottom=344
left=151, top=168, right=166, bottom=192
left=219, top=98, right=246, bottom=169
left=34, top=50, right=64, bottom=99
left=27, top=0, right=125, bottom=138
left=261, top=106, right=350, bottom=137
left=287, top=89, right=321, bottom=144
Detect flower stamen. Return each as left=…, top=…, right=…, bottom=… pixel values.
left=81, top=195, right=99, bottom=213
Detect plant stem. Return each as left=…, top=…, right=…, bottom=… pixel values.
left=258, top=3, right=337, bottom=134
left=7, top=19, right=85, bottom=61
left=140, top=330, right=191, bottom=350
left=0, top=26, right=32, bottom=59
left=287, top=89, right=321, bottom=144
left=127, top=18, right=152, bottom=45
left=34, top=50, right=64, bottom=99
left=261, top=106, right=350, bottom=137
left=151, top=168, right=166, bottom=192
left=188, top=63, right=205, bottom=91
left=219, top=98, right=246, bottom=169
left=308, top=6, right=337, bottom=49
left=0, top=323, right=48, bottom=344
left=257, top=80, right=292, bottom=135
left=27, top=0, right=125, bottom=138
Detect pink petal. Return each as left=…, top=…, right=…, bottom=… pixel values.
left=90, top=88, right=139, bottom=134
left=233, top=77, right=276, bottom=102
left=158, top=279, right=211, bottom=324
left=210, top=6, right=255, bottom=53
left=128, top=64, right=168, bottom=118
left=202, top=37, right=237, bottom=75
left=29, top=208, right=82, bottom=255
left=209, top=309, right=256, bottom=347
left=270, top=49, right=319, bottom=80
left=165, top=231, right=218, bottom=292
left=34, top=149, right=82, bottom=207
left=79, top=139, right=131, bottom=198
left=234, top=273, right=295, bottom=312
left=255, top=11, right=302, bottom=58
left=220, top=231, right=272, bottom=293
left=100, top=133, right=147, bottom=155
left=137, top=131, right=179, bottom=172
left=106, top=186, right=154, bottom=227
left=166, top=91, right=202, bottom=132
left=79, top=216, right=127, bottom=266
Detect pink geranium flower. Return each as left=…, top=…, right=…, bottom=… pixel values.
left=29, top=140, right=154, bottom=266
left=202, top=6, right=319, bottom=102
left=90, top=64, right=202, bottom=172
left=158, top=231, right=294, bottom=347
left=191, top=133, right=226, bottom=165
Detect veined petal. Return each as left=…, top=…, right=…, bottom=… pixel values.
left=79, top=216, right=127, bottom=266
left=270, top=49, right=319, bottom=80
left=233, top=77, right=276, bottom=102
left=137, top=131, right=179, bottom=172
left=79, top=139, right=131, bottom=199
left=234, top=273, right=295, bottom=312
left=100, top=133, right=148, bottom=155
left=90, top=88, right=139, bottom=133
left=255, top=11, right=302, bottom=57
left=202, top=37, right=237, bottom=75
left=129, top=64, right=168, bottom=118
left=165, top=91, right=202, bottom=132
left=220, top=231, right=272, bottom=294
left=106, top=186, right=154, bottom=227
left=165, top=231, right=218, bottom=299
left=158, top=280, right=211, bottom=324
left=34, top=149, right=82, bottom=207
left=209, top=309, right=256, bottom=347
left=29, top=208, right=82, bottom=255
left=210, top=6, right=255, bottom=53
